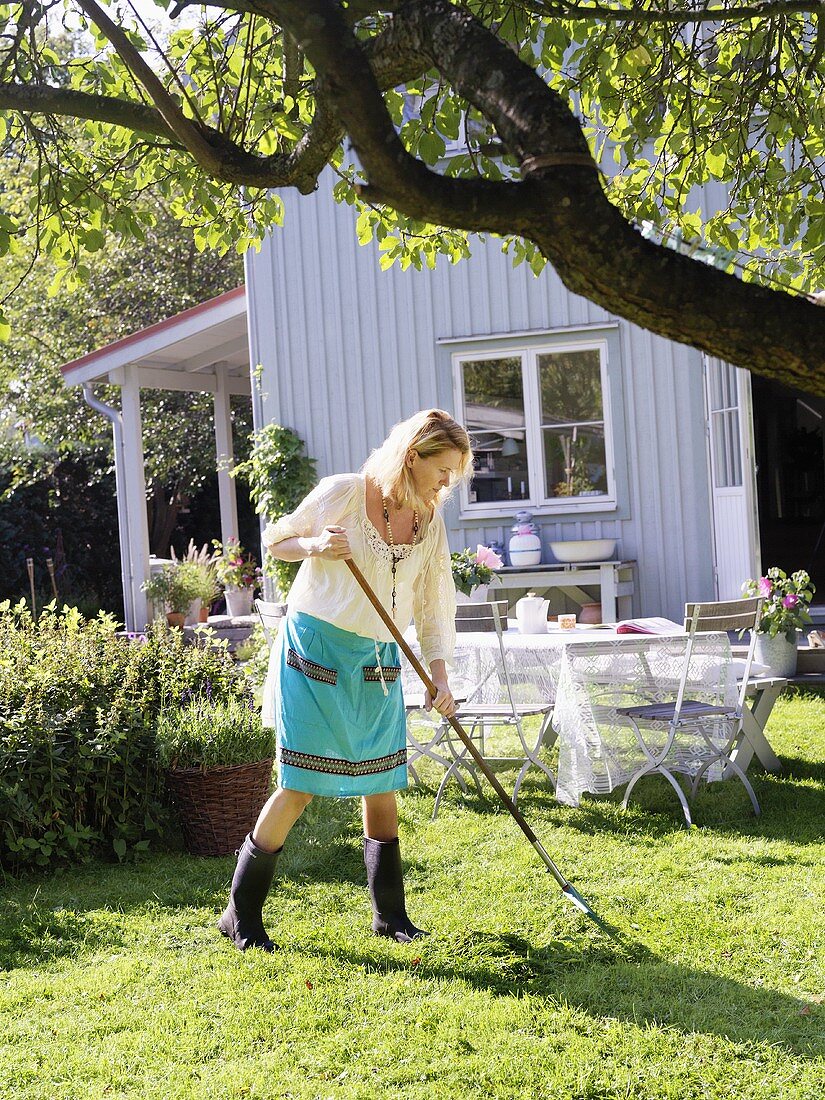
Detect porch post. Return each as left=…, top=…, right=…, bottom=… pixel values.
left=119, top=364, right=151, bottom=629
left=214, top=366, right=239, bottom=545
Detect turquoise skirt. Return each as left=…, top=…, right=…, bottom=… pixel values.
left=274, top=611, right=408, bottom=797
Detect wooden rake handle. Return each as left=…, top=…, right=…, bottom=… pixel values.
left=345, top=557, right=572, bottom=892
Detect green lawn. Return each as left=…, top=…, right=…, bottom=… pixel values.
left=1, top=690, right=824, bottom=1100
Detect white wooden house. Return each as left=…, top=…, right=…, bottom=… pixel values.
left=244, top=181, right=765, bottom=624
left=63, top=180, right=824, bottom=630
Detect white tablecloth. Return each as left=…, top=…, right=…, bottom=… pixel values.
left=402, top=626, right=735, bottom=807
left=552, top=632, right=736, bottom=805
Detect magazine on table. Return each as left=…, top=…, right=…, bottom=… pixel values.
left=615, top=617, right=685, bottom=635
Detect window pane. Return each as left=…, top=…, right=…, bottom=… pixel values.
left=543, top=427, right=608, bottom=498
left=539, top=349, right=609, bottom=499
left=709, top=362, right=737, bottom=413
left=461, top=358, right=529, bottom=504
left=538, top=349, right=604, bottom=425
left=711, top=409, right=742, bottom=488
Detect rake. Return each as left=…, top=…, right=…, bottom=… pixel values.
left=346, top=558, right=612, bottom=934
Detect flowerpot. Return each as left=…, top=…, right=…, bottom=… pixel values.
left=165, top=758, right=274, bottom=857
left=754, top=632, right=798, bottom=678
left=166, top=611, right=185, bottom=629
left=579, top=602, right=602, bottom=625
left=184, top=598, right=202, bottom=626
left=198, top=605, right=210, bottom=623
left=225, top=585, right=254, bottom=617
left=455, top=583, right=489, bottom=604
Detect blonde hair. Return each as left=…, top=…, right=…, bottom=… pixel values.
left=362, top=408, right=473, bottom=515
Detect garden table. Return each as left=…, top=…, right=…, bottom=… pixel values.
left=402, top=625, right=786, bottom=810
left=491, top=561, right=636, bottom=623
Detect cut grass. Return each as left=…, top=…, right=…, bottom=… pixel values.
left=1, top=690, right=824, bottom=1099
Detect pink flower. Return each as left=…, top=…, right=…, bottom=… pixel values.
left=475, top=544, right=503, bottom=569
left=758, top=576, right=773, bottom=597
left=783, top=593, right=799, bottom=609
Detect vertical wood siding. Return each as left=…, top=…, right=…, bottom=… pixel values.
left=246, top=180, right=715, bottom=619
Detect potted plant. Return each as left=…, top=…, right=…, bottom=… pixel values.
left=172, top=541, right=220, bottom=622
left=157, top=691, right=277, bottom=856
left=742, top=567, right=816, bottom=677
left=451, top=544, right=503, bottom=603
left=211, top=537, right=261, bottom=617
left=141, top=564, right=202, bottom=628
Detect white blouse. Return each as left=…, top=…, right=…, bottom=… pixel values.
left=262, top=473, right=456, bottom=668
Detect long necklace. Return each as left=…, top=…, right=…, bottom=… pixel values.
left=382, top=497, right=419, bottom=614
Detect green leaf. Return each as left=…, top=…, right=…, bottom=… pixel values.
left=529, top=250, right=547, bottom=277
left=623, top=45, right=652, bottom=74
left=705, top=148, right=727, bottom=178
left=418, top=132, right=446, bottom=163
left=356, top=209, right=374, bottom=245
left=83, top=229, right=106, bottom=253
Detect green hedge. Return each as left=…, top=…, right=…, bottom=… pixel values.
left=0, top=601, right=251, bottom=870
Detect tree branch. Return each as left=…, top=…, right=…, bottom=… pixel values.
left=0, top=82, right=179, bottom=140
left=74, top=0, right=231, bottom=174
left=5, top=0, right=825, bottom=391
left=0, top=11, right=432, bottom=195
left=282, top=32, right=303, bottom=101
left=271, top=0, right=825, bottom=394
left=169, top=0, right=404, bottom=22
left=269, top=0, right=533, bottom=232
left=530, top=1, right=825, bottom=24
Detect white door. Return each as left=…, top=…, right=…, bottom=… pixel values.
left=704, top=357, right=761, bottom=599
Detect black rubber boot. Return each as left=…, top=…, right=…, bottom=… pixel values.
left=218, top=833, right=281, bottom=952
left=363, top=836, right=428, bottom=943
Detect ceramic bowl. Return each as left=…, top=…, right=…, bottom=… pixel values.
left=549, top=538, right=617, bottom=563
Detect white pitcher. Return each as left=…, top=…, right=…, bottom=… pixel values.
left=515, top=591, right=550, bottom=634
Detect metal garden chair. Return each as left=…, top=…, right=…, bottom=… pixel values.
left=615, top=596, right=765, bottom=825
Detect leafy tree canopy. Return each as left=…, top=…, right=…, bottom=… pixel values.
left=0, top=65, right=248, bottom=566
left=1, top=1, right=825, bottom=393
left=0, top=101, right=246, bottom=504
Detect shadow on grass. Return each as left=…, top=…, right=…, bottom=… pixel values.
left=773, top=753, right=825, bottom=785
left=490, top=761, right=825, bottom=845
left=0, top=795, right=425, bottom=970
left=310, top=930, right=823, bottom=1059
left=2, top=867, right=822, bottom=1064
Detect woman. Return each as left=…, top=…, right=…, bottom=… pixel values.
left=219, top=409, right=473, bottom=951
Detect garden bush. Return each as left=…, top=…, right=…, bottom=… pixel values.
left=0, top=601, right=252, bottom=870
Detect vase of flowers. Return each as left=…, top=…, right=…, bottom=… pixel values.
left=212, top=537, right=261, bottom=617
left=742, top=567, right=816, bottom=678
left=451, top=545, right=503, bottom=603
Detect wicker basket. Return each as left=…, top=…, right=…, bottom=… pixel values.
left=165, top=758, right=274, bottom=857
left=455, top=599, right=510, bottom=633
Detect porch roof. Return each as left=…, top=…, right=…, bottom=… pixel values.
left=60, top=286, right=250, bottom=395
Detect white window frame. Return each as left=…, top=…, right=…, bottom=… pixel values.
left=452, top=335, right=618, bottom=519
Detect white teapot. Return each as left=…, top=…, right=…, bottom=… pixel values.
left=515, top=591, right=550, bottom=634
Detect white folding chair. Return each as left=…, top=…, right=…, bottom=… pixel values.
left=254, top=598, right=287, bottom=648
left=615, top=596, right=764, bottom=826
left=429, top=602, right=555, bottom=818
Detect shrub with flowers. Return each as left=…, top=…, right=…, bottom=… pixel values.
left=451, top=544, right=504, bottom=597
left=742, top=567, right=816, bottom=640
left=211, top=537, right=261, bottom=590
